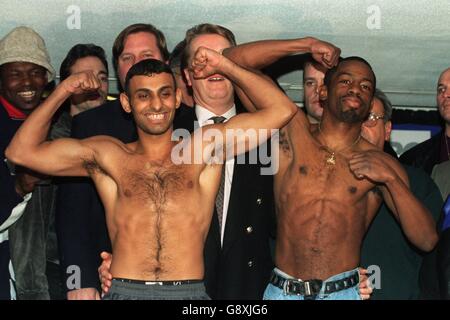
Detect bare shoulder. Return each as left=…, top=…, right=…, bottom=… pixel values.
left=80, top=135, right=132, bottom=176
left=284, top=111, right=315, bottom=152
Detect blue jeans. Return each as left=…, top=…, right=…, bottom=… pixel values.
left=263, top=268, right=361, bottom=300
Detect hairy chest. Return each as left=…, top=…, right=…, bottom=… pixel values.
left=118, top=162, right=195, bottom=207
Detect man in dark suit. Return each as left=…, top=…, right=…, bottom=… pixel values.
left=399, top=67, right=450, bottom=174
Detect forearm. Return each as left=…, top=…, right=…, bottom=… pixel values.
left=385, top=176, right=438, bottom=251
left=219, top=57, right=296, bottom=119
left=6, top=87, right=70, bottom=164
left=223, top=37, right=315, bottom=70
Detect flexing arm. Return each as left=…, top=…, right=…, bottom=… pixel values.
left=224, top=37, right=341, bottom=71
left=191, top=46, right=297, bottom=160
left=5, top=72, right=106, bottom=177
left=223, top=37, right=340, bottom=113
left=349, top=150, right=438, bottom=252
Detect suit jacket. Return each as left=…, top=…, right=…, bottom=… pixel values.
left=437, top=214, right=450, bottom=300
left=0, top=103, right=25, bottom=299
left=361, top=165, right=443, bottom=299
left=56, top=100, right=275, bottom=298
left=399, top=131, right=445, bottom=175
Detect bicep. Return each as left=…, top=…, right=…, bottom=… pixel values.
left=24, top=138, right=96, bottom=177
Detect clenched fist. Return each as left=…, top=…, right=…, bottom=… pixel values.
left=309, top=38, right=341, bottom=69
left=60, top=71, right=101, bottom=95
left=191, top=46, right=228, bottom=79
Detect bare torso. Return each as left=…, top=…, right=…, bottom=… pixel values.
left=274, top=113, right=382, bottom=280
left=86, top=139, right=221, bottom=281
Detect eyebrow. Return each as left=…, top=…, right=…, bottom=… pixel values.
left=134, top=85, right=173, bottom=94
left=338, top=72, right=373, bottom=84
left=158, top=85, right=174, bottom=92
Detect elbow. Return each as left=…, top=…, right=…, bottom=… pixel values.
left=5, top=144, right=26, bottom=167
left=283, top=104, right=298, bottom=124
left=419, top=231, right=439, bottom=252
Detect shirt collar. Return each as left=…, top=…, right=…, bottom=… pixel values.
left=0, top=95, right=27, bottom=120
left=195, top=104, right=236, bottom=127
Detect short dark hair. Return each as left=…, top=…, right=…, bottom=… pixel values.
left=182, top=23, right=236, bottom=68
left=324, top=56, right=377, bottom=91
left=124, top=59, right=175, bottom=96
left=302, top=54, right=326, bottom=83
left=59, top=43, right=108, bottom=82
left=112, top=23, right=169, bottom=74
left=169, top=40, right=187, bottom=73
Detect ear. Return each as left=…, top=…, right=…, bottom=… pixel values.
left=318, top=84, right=328, bottom=101
left=384, top=120, right=392, bottom=141
left=175, top=88, right=182, bottom=109
left=120, top=92, right=132, bottom=114
left=183, top=68, right=192, bottom=87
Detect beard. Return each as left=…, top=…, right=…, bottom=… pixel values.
left=338, top=108, right=365, bottom=123
left=336, top=95, right=369, bottom=124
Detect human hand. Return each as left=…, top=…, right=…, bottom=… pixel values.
left=98, top=251, right=113, bottom=296
left=15, top=166, right=47, bottom=196
left=60, top=71, right=101, bottom=95
left=358, top=267, right=373, bottom=300
left=309, top=38, right=341, bottom=69
left=191, top=46, right=227, bottom=79
left=67, top=287, right=100, bottom=300
left=349, top=150, right=397, bottom=184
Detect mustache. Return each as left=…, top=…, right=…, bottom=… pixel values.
left=341, top=93, right=363, bottom=104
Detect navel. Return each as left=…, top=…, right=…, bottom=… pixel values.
left=299, top=165, right=308, bottom=175
left=348, top=186, right=357, bottom=194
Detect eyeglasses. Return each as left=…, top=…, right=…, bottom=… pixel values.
left=363, top=112, right=385, bottom=127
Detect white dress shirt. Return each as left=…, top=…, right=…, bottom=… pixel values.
left=195, top=104, right=236, bottom=245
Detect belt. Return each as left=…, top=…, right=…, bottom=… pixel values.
left=269, top=271, right=359, bottom=296
left=113, top=278, right=203, bottom=286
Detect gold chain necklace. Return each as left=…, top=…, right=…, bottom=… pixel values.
left=318, top=123, right=361, bottom=165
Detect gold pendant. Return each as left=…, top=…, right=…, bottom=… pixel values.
left=326, top=152, right=336, bottom=165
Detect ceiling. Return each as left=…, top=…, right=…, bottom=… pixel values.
left=2, top=0, right=449, bottom=109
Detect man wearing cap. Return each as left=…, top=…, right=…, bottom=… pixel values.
left=0, top=26, right=55, bottom=299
